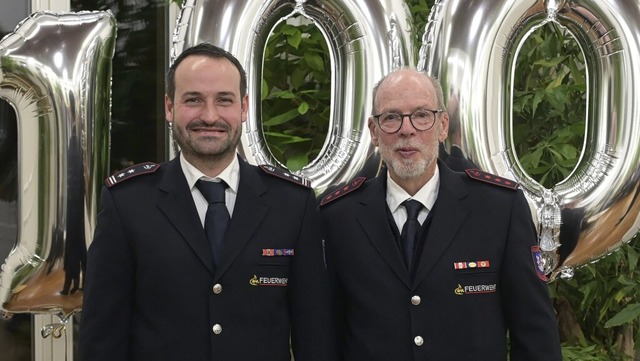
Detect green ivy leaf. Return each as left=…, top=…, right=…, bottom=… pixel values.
left=532, top=90, right=544, bottom=116
left=286, top=153, right=309, bottom=171
left=280, top=24, right=298, bottom=36
left=628, top=246, right=639, bottom=270
left=304, top=52, right=325, bottom=71
left=287, top=31, right=302, bottom=49
left=298, top=101, right=309, bottom=115
left=263, top=132, right=310, bottom=143
left=270, top=90, right=296, bottom=99
left=534, top=55, right=568, bottom=67
left=262, top=109, right=300, bottom=127
left=604, top=303, right=640, bottom=328
left=291, top=67, right=307, bottom=89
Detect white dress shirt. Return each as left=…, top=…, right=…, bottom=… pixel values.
left=386, top=165, right=440, bottom=232
left=180, top=153, right=240, bottom=227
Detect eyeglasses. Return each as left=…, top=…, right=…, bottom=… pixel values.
left=372, top=109, right=442, bottom=134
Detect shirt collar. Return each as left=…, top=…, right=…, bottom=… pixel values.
left=180, top=153, right=240, bottom=194
left=386, top=164, right=440, bottom=213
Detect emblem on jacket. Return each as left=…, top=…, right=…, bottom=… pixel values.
left=249, top=275, right=288, bottom=287
left=454, top=283, right=497, bottom=295
left=531, top=245, right=548, bottom=281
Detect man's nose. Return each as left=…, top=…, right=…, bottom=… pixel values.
left=398, top=114, right=416, bottom=135
left=201, top=101, right=218, bottom=123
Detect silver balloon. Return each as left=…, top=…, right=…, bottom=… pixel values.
left=420, top=0, right=640, bottom=278
left=0, top=11, right=116, bottom=317
left=172, top=0, right=415, bottom=195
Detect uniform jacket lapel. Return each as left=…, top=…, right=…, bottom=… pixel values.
left=356, top=174, right=412, bottom=288
left=156, top=157, right=216, bottom=275
left=215, top=158, right=269, bottom=280
left=412, top=163, right=470, bottom=288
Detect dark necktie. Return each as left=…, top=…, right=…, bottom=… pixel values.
left=401, top=200, right=423, bottom=269
left=196, top=180, right=230, bottom=265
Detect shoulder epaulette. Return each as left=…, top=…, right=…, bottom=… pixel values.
left=320, top=177, right=367, bottom=206
left=105, top=162, right=160, bottom=188
left=259, top=164, right=311, bottom=188
left=465, top=169, right=519, bottom=190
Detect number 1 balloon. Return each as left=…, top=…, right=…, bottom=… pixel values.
left=0, top=10, right=116, bottom=320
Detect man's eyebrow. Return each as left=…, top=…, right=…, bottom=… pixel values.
left=379, top=105, right=436, bottom=113
left=180, top=91, right=203, bottom=98
left=180, top=90, right=237, bottom=98
left=216, top=91, right=237, bottom=98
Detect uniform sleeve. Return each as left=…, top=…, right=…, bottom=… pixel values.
left=289, top=190, right=340, bottom=361
left=502, top=190, right=563, bottom=361
left=79, top=187, right=135, bottom=361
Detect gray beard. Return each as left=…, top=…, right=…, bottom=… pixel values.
left=380, top=140, right=438, bottom=180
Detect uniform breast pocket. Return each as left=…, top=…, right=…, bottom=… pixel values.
left=250, top=259, right=291, bottom=288
left=454, top=270, right=499, bottom=296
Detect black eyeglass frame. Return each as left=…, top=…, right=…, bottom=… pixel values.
left=372, top=109, right=443, bottom=134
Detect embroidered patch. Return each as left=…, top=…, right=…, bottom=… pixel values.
left=259, top=165, right=310, bottom=187
left=453, top=260, right=490, bottom=269
left=531, top=245, right=548, bottom=281
left=465, top=169, right=519, bottom=190
left=320, top=177, right=366, bottom=206
left=262, top=249, right=294, bottom=256
left=249, top=275, right=288, bottom=287
left=454, top=283, right=497, bottom=296
left=105, top=162, right=159, bottom=188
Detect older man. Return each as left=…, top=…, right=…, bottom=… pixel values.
left=320, top=68, right=562, bottom=361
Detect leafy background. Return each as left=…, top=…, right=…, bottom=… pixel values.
left=173, top=0, right=640, bottom=359
left=261, top=20, right=331, bottom=171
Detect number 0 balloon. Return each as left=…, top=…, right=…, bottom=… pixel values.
left=0, top=11, right=115, bottom=319
left=420, top=0, right=640, bottom=278
left=172, top=0, right=415, bottom=195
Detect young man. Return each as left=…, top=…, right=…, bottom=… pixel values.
left=80, top=43, right=336, bottom=361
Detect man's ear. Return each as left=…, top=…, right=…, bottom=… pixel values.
left=438, top=112, right=450, bottom=143
left=164, top=94, right=174, bottom=122
left=368, top=117, right=379, bottom=147
left=241, top=94, right=249, bottom=122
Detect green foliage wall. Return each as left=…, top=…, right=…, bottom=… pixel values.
left=513, top=26, right=586, bottom=188
left=262, top=20, right=330, bottom=171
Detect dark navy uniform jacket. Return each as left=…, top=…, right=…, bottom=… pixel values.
left=80, top=155, right=337, bottom=361
left=320, top=161, right=562, bottom=361
left=438, top=142, right=477, bottom=171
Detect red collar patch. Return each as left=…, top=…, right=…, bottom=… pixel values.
left=465, top=169, right=519, bottom=190
left=320, top=177, right=366, bottom=206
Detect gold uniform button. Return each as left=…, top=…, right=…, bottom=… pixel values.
left=411, top=295, right=421, bottom=305
left=212, top=284, right=222, bottom=294
left=414, top=336, right=424, bottom=346
left=212, top=324, right=222, bottom=334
